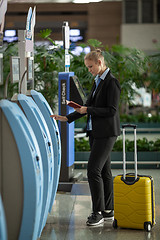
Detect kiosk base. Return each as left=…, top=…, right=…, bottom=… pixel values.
left=58, top=172, right=83, bottom=192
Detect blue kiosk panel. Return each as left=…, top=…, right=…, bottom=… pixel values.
left=17, top=94, right=54, bottom=236
left=58, top=72, right=75, bottom=182
left=0, top=195, right=7, bottom=240
left=30, top=89, right=61, bottom=212
left=0, top=99, right=43, bottom=240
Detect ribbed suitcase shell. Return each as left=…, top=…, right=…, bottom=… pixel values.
left=114, top=174, right=155, bottom=230
left=113, top=124, right=156, bottom=231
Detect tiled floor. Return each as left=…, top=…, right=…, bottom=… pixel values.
left=40, top=169, right=160, bottom=240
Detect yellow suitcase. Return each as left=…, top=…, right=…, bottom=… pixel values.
left=113, top=124, right=156, bottom=232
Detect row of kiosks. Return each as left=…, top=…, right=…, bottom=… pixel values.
left=0, top=99, right=44, bottom=240
left=0, top=3, right=61, bottom=240
left=0, top=91, right=61, bottom=239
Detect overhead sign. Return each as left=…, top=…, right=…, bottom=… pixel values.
left=25, top=6, right=36, bottom=52
left=25, top=7, right=32, bottom=40
left=31, top=6, right=36, bottom=37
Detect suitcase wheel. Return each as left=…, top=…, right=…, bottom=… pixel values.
left=144, top=222, right=152, bottom=232
left=113, top=219, right=117, bottom=229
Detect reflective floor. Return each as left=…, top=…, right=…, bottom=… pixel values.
left=40, top=169, right=160, bottom=240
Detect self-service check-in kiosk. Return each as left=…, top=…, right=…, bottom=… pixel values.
left=17, top=94, right=54, bottom=236
left=58, top=72, right=86, bottom=184
left=0, top=195, right=7, bottom=240
left=0, top=99, right=43, bottom=240
left=30, top=89, right=61, bottom=212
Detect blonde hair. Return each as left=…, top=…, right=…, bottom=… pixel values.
left=84, top=49, right=105, bottom=64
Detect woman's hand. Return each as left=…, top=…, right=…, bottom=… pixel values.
left=50, top=114, right=68, bottom=122
left=74, top=106, right=87, bottom=114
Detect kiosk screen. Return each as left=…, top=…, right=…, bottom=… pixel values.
left=27, top=57, right=34, bottom=81
left=10, top=56, right=20, bottom=83
left=70, top=75, right=86, bottom=105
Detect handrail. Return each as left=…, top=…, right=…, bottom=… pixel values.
left=74, top=160, right=160, bottom=165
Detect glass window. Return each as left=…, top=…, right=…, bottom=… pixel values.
left=125, top=0, right=138, bottom=23
left=142, top=0, right=153, bottom=23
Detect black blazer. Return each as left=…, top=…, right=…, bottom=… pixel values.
left=67, top=70, right=121, bottom=138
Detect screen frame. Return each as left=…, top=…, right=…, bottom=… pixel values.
left=71, top=75, right=86, bottom=103
left=27, top=56, right=34, bottom=82
left=10, top=56, right=20, bottom=83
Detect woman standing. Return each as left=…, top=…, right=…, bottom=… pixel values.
left=51, top=49, right=121, bottom=226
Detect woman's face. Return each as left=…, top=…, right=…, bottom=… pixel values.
left=84, top=59, right=101, bottom=77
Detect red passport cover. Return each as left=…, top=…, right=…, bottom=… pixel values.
left=66, top=100, right=81, bottom=108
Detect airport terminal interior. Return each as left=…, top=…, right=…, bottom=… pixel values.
left=0, top=0, right=160, bottom=240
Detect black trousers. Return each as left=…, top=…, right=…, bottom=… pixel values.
left=87, top=131, right=117, bottom=213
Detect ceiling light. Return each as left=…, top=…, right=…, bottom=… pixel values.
left=73, top=0, right=89, bottom=3
left=73, top=0, right=102, bottom=3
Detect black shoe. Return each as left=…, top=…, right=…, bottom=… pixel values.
left=86, top=212, right=104, bottom=226
left=102, top=210, right=114, bottom=221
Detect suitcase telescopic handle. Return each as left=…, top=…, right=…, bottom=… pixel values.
left=122, top=124, right=137, bottom=180
left=122, top=124, right=137, bottom=129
